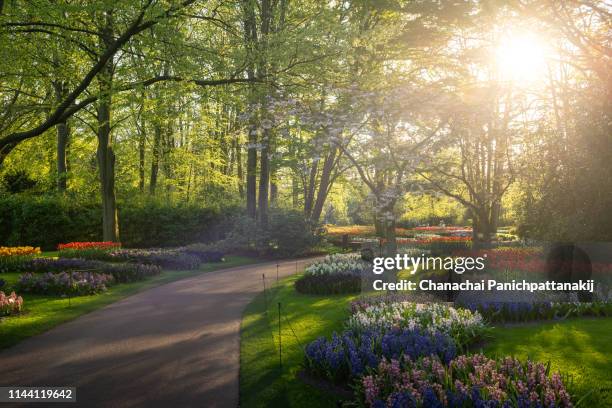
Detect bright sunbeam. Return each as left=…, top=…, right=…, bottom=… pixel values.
left=495, top=32, right=551, bottom=82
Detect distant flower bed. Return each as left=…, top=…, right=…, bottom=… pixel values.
left=347, top=302, right=487, bottom=351
left=414, top=226, right=471, bottom=232
left=59, top=247, right=201, bottom=270
left=17, top=271, right=114, bottom=296
left=23, top=258, right=161, bottom=283
left=0, top=291, right=24, bottom=315
left=460, top=300, right=612, bottom=323
left=304, top=254, right=370, bottom=276
left=0, top=246, right=42, bottom=273
left=453, top=247, right=612, bottom=274
left=108, top=249, right=200, bottom=270
left=305, top=328, right=456, bottom=384
left=296, top=254, right=371, bottom=295
left=356, top=354, right=572, bottom=407
left=396, top=236, right=471, bottom=244
left=58, top=241, right=121, bottom=251
left=0, top=246, right=41, bottom=257
left=324, top=225, right=414, bottom=238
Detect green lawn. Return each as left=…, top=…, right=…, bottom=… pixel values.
left=0, top=255, right=257, bottom=350
left=484, top=318, right=612, bottom=407
left=240, top=275, right=356, bottom=407
left=240, top=276, right=612, bottom=407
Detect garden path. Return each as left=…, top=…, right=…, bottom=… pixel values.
left=0, top=258, right=314, bottom=408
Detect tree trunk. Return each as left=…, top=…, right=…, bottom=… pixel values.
left=258, top=134, right=270, bottom=226
left=138, top=124, right=145, bottom=193
left=137, top=95, right=146, bottom=193
left=96, top=68, right=119, bottom=242
left=243, top=0, right=258, bottom=218
left=236, top=137, right=244, bottom=197
left=56, top=120, right=69, bottom=192
left=246, top=126, right=257, bottom=217
left=292, top=173, right=299, bottom=208
left=150, top=123, right=161, bottom=194
left=304, top=161, right=318, bottom=217
left=96, top=11, right=119, bottom=242
left=53, top=81, right=69, bottom=192
left=310, top=146, right=337, bottom=222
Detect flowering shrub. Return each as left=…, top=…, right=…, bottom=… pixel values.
left=356, top=354, right=572, bottom=407
left=57, top=241, right=121, bottom=250
left=347, top=302, right=487, bottom=350
left=0, top=246, right=41, bottom=273
left=460, top=300, right=612, bottom=323
left=0, top=291, right=24, bottom=315
left=305, top=254, right=371, bottom=276
left=22, top=258, right=161, bottom=283
left=17, top=272, right=114, bottom=295
left=305, top=328, right=456, bottom=383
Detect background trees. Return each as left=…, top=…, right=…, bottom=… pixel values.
left=0, top=0, right=609, bottom=246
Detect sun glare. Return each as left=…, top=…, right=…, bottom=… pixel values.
left=495, top=32, right=551, bottom=82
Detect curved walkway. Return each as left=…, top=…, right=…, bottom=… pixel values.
left=0, top=259, right=314, bottom=408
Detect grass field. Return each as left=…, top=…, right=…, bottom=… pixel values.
left=0, top=255, right=257, bottom=350
left=240, top=276, right=612, bottom=407
left=484, top=319, right=612, bottom=407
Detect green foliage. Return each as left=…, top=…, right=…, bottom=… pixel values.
left=1, top=170, right=38, bottom=194
left=295, top=273, right=361, bottom=295
left=221, top=209, right=320, bottom=257
left=0, top=194, right=237, bottom=250
left=119, top=201, right=238, bottom=248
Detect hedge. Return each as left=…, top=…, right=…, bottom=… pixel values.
left=0, top=194, right=237, bottom=250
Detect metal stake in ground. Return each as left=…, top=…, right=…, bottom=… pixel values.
left=276, top=263, right=279, bottom=283
left=278, top=302, right=282, bottom=370
left=262, top=273, right=268, bottom=312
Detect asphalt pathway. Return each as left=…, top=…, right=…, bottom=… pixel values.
left=0, top=258, right=315, bottom=408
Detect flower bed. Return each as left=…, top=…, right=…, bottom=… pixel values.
left=347, top=302, right=487, bottom=350
left=17, top=272, right=114, bottom=296
left=356, top=354, right=572, bottom=407
left=305, top=328, right=456, bottom=384
left=0, top=246, right=41, bottom=273
left=460, top=300, right=612, bottom=323
left=295, top=254, right=371, bottom=295
left=22, top=258, right=161, bottom=283
left=0, top=291, right=24, bottom=315
left=304, top=254, right=371, bottom=276
left=57, top=241, right=121, bottom=251
left=58, top=247, right=200, bottom=270
left=107, top=249, right=200, bottom=270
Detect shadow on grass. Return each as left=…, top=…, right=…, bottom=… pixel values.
left=484, top=318, right=612, bottom=407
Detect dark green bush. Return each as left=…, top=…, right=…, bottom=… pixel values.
left=0, top=194, right=237, bottom=250
left=220, top=209, right=320, bottom=257
left=295, top=273, right=361, bottom=295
